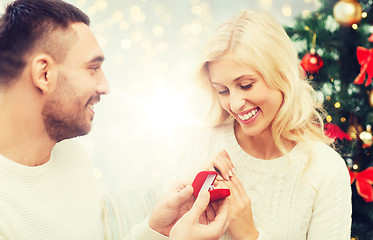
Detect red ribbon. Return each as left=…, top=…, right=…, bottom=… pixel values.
left=324, top=123, right=351, bottom=141
left=349, top=167, right=373, bottom=202
left=354, top=33, right=373, bottom=86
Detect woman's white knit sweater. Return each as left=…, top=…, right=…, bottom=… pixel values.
left=174, top=120, right=352, bottom=240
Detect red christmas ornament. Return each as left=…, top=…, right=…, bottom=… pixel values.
left=354, top=34, right=373, bottom=86
left=324, top=123, right=352, bottom=141
left=300, top=49, right=324, bottom=74
left=349, top=167, right=373, bottom=202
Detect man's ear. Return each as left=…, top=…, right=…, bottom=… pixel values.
left=31, top=55, right=56, bottom=94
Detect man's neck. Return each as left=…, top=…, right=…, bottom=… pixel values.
left=0, top=82, right=56, bottom=166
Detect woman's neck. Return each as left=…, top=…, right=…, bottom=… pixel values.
left=234, top=120, right=295, bottom=160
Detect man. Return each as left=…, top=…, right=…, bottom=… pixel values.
left=0, top=0, right=229, bottom=239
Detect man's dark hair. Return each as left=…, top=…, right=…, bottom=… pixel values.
left=0, top=0, right=90, bottom=87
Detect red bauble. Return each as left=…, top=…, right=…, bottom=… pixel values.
left=300, top=51, right=324, bottom=74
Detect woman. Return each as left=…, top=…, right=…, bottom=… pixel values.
left=175, top=10, right=352, bottom=239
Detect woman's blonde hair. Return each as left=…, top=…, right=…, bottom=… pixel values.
left=196, top=10, right=332, bottom=154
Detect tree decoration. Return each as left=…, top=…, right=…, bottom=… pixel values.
left=285, top=0, right=373, bottom=236
left=354, top=33, right=373, bottom=86
left=333, top=0, right=363, bottom=27
left=359, top=125, right=373, bottom=147
left=300, top=32, right=324, bottom=74
left=349, top=167, right=373, bottom=202
left=324, top=123, right=352, bottom=141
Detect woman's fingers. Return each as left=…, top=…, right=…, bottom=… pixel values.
left=212, top=150, right=236, bottom=180
left=229, top=176, right=249, bottom=200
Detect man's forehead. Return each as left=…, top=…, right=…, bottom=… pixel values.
left=68, top=22, right=104, bottom=62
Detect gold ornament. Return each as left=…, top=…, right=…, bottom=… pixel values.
left=359, top=125, right=373, bottom=147
left=348, top=124, right=363, bottom=139
left=333, top=0, right=363, bottom=27
left=369, top=90, right=373, bottom=107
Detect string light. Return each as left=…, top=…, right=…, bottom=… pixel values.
left=112, top=11, right=124, bottom=22
left=341, top=117, right=346, bottom=122
left=302, top=10, right=312, bottom=18
left=353, top=164, right=359, bottom=170
left=326, top=115, right=332, bottom=122
left=121, top=39, right=132, bottom=49
left=130, top=5, right=146, bottom=22
left=260, top=0, right=272, bottom=8
left=191, top=5, right=203, bottom=15
left=131, top=31, right=144, bottom=42
left=95, top=0, right=108, bottom=11
left=282, top=4, right=292, bottom=17
left=153, top=26, right=164, bottom=36
left=334, top=102, right=341, bottom=108
left=190, top=21, right=203, bottom=35
left=119, top=21, right=130, bottom=31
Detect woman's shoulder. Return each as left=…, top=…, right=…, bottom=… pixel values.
left=299, top=140, right=348, bottom=176
left=310, top=141, right=344, bottom=163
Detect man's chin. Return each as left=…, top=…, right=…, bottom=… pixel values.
left=50, top=124, right=92, bottom=142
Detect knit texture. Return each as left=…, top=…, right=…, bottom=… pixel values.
left=0, top=139, right=167, bottom=240
left=0, top=139, right=102, bottom=239
left=174, top=120, right=352, bottom=240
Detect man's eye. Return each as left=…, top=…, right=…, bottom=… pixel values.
left=90, top=67, right=100, bottom=72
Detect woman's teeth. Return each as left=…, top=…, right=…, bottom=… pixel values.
left=238, top=108, right=258, bottom=121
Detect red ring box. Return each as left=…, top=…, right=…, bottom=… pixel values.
left=192, top=171, right=231, bottom=202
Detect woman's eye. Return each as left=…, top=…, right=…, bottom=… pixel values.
left=241, top=83, right=253, bottom=89
left=218, top=89, right=229, bottom=95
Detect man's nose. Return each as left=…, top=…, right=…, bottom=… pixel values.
left=96, top=73, right=110, bottom=95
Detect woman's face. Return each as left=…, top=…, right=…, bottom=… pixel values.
left=208, top=54, right=283, bottom=137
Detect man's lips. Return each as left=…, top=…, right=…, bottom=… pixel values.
left=86, top=94, right=101, bottom=115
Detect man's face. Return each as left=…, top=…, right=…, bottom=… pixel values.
left=42, top=23, right=110, bottom=142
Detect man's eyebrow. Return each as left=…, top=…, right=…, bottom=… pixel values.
left=86, top=55, right=105, bottom=64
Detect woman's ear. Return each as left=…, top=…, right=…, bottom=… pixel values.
left=31, top=55, right=56, bottom=94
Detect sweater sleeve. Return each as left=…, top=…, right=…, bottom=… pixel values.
left=123, top=216, right=168, bottom=240
left=306, top=154, right=352, bottom=240
left=101, top=190, right=167, bottom=239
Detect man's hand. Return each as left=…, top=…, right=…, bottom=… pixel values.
left=169, top=190, right=230, bottom=240
left=148, top=182, right=195, bottom=236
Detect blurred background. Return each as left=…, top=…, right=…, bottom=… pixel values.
left=2, top=0, right=373, bottom=238
left=51, top=0, right=321, bottom=192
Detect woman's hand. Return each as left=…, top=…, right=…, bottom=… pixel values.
left=205, top=150, right=258, bottom=239
left=220, top=176, right=259, bottom=240
left=204, top=150, right=236, bottom=181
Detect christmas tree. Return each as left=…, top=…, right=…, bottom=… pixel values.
left=284, top=0, right=373, bottom=239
